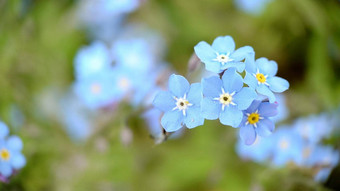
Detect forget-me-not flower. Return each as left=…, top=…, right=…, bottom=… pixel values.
left=153, top=74, right=204, bottom=132
left=234, top=0, right=273, bottom=15
left=244, top=57, right=289, bottom=103
left=0, top=136, right=26, bottom=177
left=74, top=41, right=112, bottom=80
left=0, top=122, right=9, bottom=140
left=194, top=35, right=254, bottom=73
left=238, top=100, right=278, bottom=145
left=236, top=136, right=273, bottom=163
left=201, top=68, right=257, bottom=127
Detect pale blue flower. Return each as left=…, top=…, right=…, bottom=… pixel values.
left=236, top=135, right=273, bottom=163
left=239, top=100, right=278, bottom=145
left=271, top=94, right=288, bottom=123
left=74, top=41, right=112, bottom=80
left=244, top=57, right=289, bottom=103
left=270, top=127, right=305, bottom=166
left=0, top=122, right=9, bottom=140
left=0, top=136, right=26, bottom=177
left=194, top=35, right=255, bottom=73
left=234, top=0, right=273, bottom=15
left=153, top=74, right=204, bottom=132
left=201, top=68, right=257, bottom=127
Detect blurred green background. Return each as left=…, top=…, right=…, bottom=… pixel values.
left=0, top=0, right=340, bottom=190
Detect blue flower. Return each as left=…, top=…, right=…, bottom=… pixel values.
left=142, top=108, right=184, bottom=144
left=292, top=114, right=335, bottom=144
left=73, top=69, right=119, bottom=109
left=0, top=136, right=26, bottom=177
left=234, top=0, right=273, bottom=15
left=0, top=122, right=9, bottom=140
left=201, top=68, right=257, bottom=127
left=270, top=94, right=288, bottom=123
left=244, top=57, right=289, bottom=103
left=270, top=127, right=305, bottom=166
left=153, top=74, right=204, bottom=132
left=238, top=100, right=278, bottom=145
left=74, top=41, right=112, bottom=80
left=194, top=35, right=255, bottom=73
left=236, top=135, right=273, bottom=163
left=112, top=38, right=155, bottom=74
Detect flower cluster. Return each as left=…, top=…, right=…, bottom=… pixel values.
left=236, top=108, right=340, bottom=182
left=0, top=121, right=26, bottom=182
left=153, top=35, right=289, bottom=145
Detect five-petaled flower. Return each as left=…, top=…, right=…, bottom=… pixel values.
left=201, top=68, right=257, bottom=127
left=194, top=35, right=254, bottom=73
left=239, top=100, right=278, bottom=145
left=153, top=74, right=204, bottom=132
left=244, top=57, right=289, bottom=103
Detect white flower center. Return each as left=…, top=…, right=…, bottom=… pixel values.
left=118, top=77, right=130, bottom=90
left=213, top=52, right=233, bottom=65
left=214, top=88, right=236, bottom=111
left=172, top=94, right=192, bottom=116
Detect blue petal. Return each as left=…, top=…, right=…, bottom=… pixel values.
left=205, top=61, right=223, bottom=73
left=0, top=163, right=12, bottom=177
left=11, top=153, right=26, bottom=169
left=256, top=118, right=275, bottom=137
left=267, top=77, right=289, bottom=93
left=212, top=36, right=235, bottom=53
left=187, top=83, right=202, bottom=106
left=256, top=84, right=276, bottom=103
left=194, top=41, right=217, bottom=63
left=219, top=105, right=243, bottom=127
left=168, top=74, right=190, bottom=97
left=244, top=72, right=257, bottom=89
left=230, top=46, right=255, bottom=62
left=161, top=110, right=184, bottom=132
left=233, top=87, right=257, bottom=110
left=246, top=100, right=262, bottom=113
left=201, top=98, right=221, bottom=120
left=240, top=124, right=257, bottom=145
left=184, top=106, right=204, bottom=129
left=258, top=102, right=278, bottom=117
left=153, top=91, right=175, bottom=112
left=0, top=122, right=9, bottom=139
left=7, top=136, right=23, bottom=151
left=201, top=76, right=222, bottom=98
left=221, top=61, right=245, bottom=73
left=245, top=55, right=256, bottom=73
left=221, top=68, right=243, bottom=93
left=256, top=57, right=278, bottom=77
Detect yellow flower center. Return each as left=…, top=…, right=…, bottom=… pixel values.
left=0, top=149, right=10, bottom=161
left=247, top=113, right=260, bottom=125
left=118, top=77, right=130, bottom=89
left=256, top=73, right=266, bottom=83
left=279, top=139, right=289, bottom=150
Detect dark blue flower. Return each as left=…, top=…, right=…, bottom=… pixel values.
left=153, top=74, right=204, bottom=132
left=201, top=68, right=257, bottom=127
left=239, top=100, right=278, bottom=145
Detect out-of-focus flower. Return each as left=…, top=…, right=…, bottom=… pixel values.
left=238, top=100, right=278, bottom=145
left=194, top=35, right=254, bottom=73
left=234, top=0, right=273, bottom=15
left=60, top=91, right=95, bottom=141
left=112, top=38, right=155, bottom=74
left=236, top=136, right=273, bottom=163
left=293, top=114, right=335, bottom=144
left=73, top=69, right=118, bottom=109
left=74, top=41, right=112, bottom=80
left=153, top=74, right=204, bottom=132
left=0, top=136, right=26, bottom=177
left=0, top=122, right=9, bottom=140
left=270, top=127, right=305, bottom=166
left=201, top=68, right=257, bottom=127
left=244, top=57, right=289, bottom=103
left=271, top=94, right=288, bottom=123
